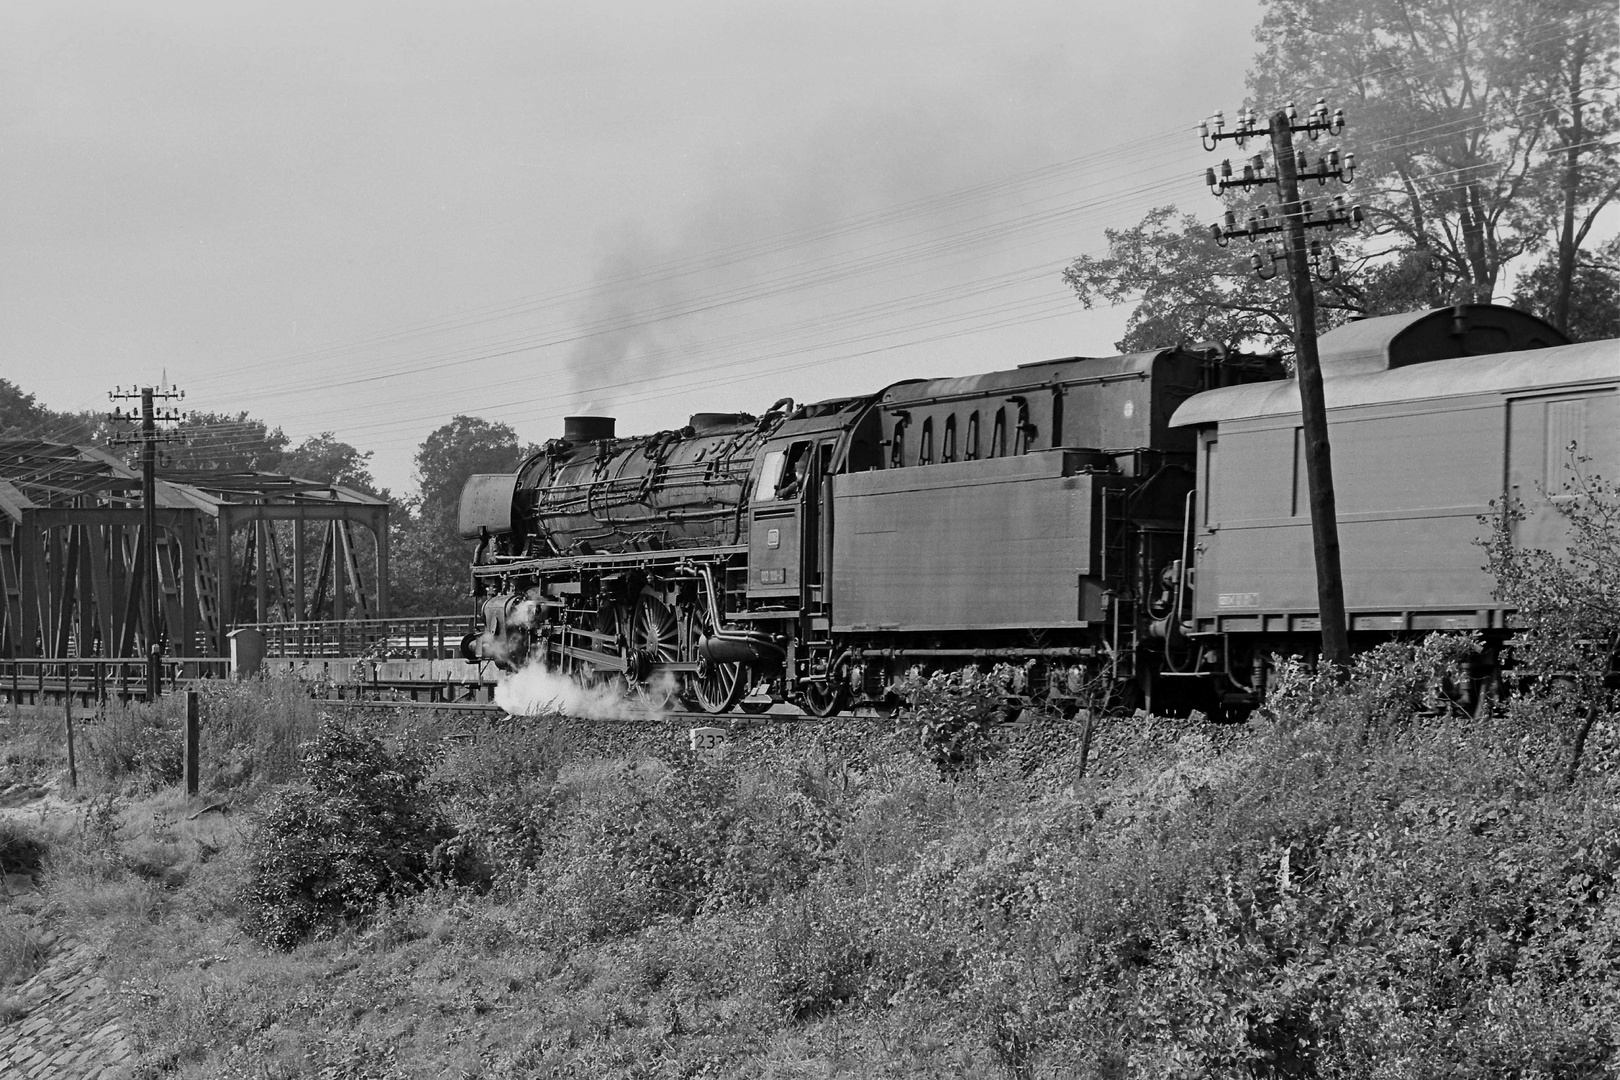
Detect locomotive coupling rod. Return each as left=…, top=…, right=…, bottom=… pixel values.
left=848, top=646, right=1097, bottom=660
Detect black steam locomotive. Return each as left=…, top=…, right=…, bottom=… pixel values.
left=459, top=303, right=1617, bottom=717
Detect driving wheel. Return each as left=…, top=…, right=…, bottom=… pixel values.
left=692, top=659, right=746, bottom=714
left=629, top=595, right=681, bottom=710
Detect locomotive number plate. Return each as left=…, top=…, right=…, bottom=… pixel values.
left=760, top=568, right=787, bottom=585
left=1218, top=592, right=1261, bottom=609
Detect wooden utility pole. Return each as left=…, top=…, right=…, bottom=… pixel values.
left=1269, top=111, right=1350, bottom=670
left=1200, top=101, right=1359, bottom=671
left=110, top=383, right=186, bottom=695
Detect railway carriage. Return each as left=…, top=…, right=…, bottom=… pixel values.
left=458, top=303, right=1617, bottom=717
left=1171, top=304, right=1616, bottom=709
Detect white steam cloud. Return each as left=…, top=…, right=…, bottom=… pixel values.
left=493, top=654, right=683, bottom=721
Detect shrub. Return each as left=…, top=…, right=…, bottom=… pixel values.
left=528, top=752, right=848, bottom=946
left=1483, top=455, right=1620, bottom=780
left=239, top=717, right=470, bottom=949
left=431, top=716, right=566, bottom=880
left=0, top=819, right=49, bottom=879
left=893, top=664, right=1023, bottom=775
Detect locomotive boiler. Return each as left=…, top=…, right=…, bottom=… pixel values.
left=458, top=302, right=1618, bottom=718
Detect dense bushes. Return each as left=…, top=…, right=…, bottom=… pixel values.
left=141, top=646, right=1620, bottom=1073
left=468, top=643, right=1615, bottom=1076
left=240, top=718, right=473, bottom=949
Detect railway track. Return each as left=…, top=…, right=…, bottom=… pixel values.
left=313, top=695, right=809, bottom=724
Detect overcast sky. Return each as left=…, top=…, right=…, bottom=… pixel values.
left=2, top=0, right=1264, bottom=494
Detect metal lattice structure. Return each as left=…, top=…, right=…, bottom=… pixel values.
left=162, top=471, right=390, bottom=656
left=0, top=439, right=389, bottom=659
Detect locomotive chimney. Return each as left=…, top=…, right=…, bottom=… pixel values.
left=562, top=416, right=616, bottom=443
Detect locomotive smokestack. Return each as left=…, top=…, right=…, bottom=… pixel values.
left=563, top=416, right=616, bottom=443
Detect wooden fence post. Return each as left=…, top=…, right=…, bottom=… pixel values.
left=64, top=663, right=78, bottom=789
left=184, top=689, right=200, bottom=796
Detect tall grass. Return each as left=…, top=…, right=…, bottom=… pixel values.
left=8, top=647, right=1617, bottom=1078
left=72, top=676, right=323, bottom=793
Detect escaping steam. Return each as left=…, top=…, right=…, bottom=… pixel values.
left=493, top=647, right=683, bottom=721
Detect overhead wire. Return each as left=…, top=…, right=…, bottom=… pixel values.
left=12, top=9, right=1613, bottom=476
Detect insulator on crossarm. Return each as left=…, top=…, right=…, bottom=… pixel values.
left=1342, top=152, right=1355, bottom=182
left=1205, top=166, right=1218, bottom=193
left=1351, top=204, right=1365, bottom=225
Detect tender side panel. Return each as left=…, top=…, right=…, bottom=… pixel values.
left=831, top=451, right=1098, bottom=632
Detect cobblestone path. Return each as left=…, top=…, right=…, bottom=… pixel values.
left=0, top=930, right=135, bottom=1080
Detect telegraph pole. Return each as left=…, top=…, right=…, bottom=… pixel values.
left=110, top=384, right=186, bottom=697
left=1200, top=100, right=1359, bottom=672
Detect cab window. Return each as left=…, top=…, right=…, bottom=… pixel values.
left=754, top=450, right=785, bottom=501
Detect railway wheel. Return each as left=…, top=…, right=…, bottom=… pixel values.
left=630, top=595, right=681, bottom=710
left=801, top=679, right=846, bottom=718
left=692, top=659, right=745, bottom=714
left=583, top=602, right=631, bottom=695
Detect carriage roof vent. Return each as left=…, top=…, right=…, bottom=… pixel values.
left=1316, top=304, right=1568, bottom=377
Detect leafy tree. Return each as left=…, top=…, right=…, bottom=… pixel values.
left=1249, top=0, right=1617, bottom=317
left=280, top=432, right=382, bottom=496
left=412, top=415, right=523, bottom=528
left=0, top=379, right=47, bottom=434
left=391, top=416, right=527, bottom=615
left=1063, top=206, right=1366, bottom=354
left=1067, top=0, right=1619, bottom=348
left=1514, top=234, right=1620, bottom=342
left=163, top=411, right=289, bottom=473
left=0, top=380, right=104, bottom=443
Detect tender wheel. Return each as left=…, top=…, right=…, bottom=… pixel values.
left=692, top=659, right=745, bottom=714
left=801, top=679, right=847, bottom=718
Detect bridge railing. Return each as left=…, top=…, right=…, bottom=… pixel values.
left=0, top=656, right=231, bottom=707
left=234, top=616, right=470, bottom=660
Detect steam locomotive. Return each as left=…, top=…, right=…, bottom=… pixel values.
left=458, top=304, right=1617, bottom=717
